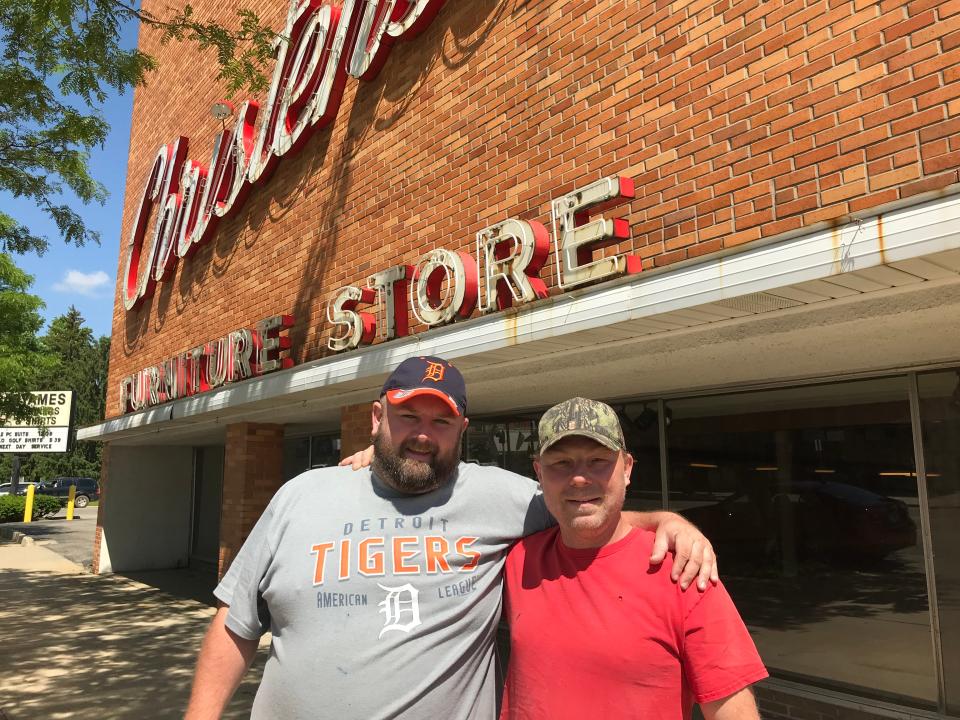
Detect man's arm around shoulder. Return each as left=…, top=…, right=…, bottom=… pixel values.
left=623, top=510, right=719, bottom=590
left=702, top=687, right=761, bottom=720
left=184, top=604, right=259, bottom=719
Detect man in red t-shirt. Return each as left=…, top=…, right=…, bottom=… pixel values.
left=501, top=397, right=768, bottom=720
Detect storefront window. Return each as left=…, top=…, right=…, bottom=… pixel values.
left=283, top=436, right=310, bottom=480
left=666, top=377, right=937, bottom=707
left=464, top=419, right=539, bottom=477
left=283, top=434, right=340, bottom=480
left=616, top=402, right=662, bottom=511
left=310, top=436, right=341, bottom=468
left=917, top=370, right=960, bottom=714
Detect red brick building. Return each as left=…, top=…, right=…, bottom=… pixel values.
left=81, top=1, right=960, bottom=717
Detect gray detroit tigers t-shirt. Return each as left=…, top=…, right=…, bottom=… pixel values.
left=215, top=462, right=551, bottom=719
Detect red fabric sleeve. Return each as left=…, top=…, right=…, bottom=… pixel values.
left=681, top=581, right=769, bottom=704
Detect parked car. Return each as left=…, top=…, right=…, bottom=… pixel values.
left=0, top=482, right=38, bottom=496
left=37, top=477, right=100, bottom=508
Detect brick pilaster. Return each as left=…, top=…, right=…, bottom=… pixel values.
left=340, top=402, right=372, bottom=461
left=219, top=422, right=285, bottom=579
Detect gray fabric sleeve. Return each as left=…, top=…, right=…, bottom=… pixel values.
left=213, top=497, right=280, bottom=641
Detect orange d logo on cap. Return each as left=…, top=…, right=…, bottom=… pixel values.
left=422, top=362, right=446, bottom=383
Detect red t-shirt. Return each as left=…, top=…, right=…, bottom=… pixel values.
left=500, top=527, right=768, bottom=720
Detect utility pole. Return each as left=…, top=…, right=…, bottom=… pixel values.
left=10, top=454, right=21, bottom=493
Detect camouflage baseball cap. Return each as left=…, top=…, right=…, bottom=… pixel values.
left=537, top=397, right=625, bottom=454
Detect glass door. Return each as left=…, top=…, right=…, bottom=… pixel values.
left=189, top=446, right=224, bottom=572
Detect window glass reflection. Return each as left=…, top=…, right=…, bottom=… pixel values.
left=282, top=436, right=310, bottom=481
left=282, top=434, right=341, bottom=480
left=616, top=402, right=662, bottom=511
left=310, top=435, right=341, bottom=469
left=667, top=377, right=936, bottom=707
left=917, top=370, right=960, bottom=714
left=464, top=419, right=539, bottom=478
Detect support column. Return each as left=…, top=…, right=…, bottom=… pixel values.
left=92, top=444, right=110, bottom=574
left=219, top=423, right=284, bottom=579
left=340, top=402, right=372, bottom=460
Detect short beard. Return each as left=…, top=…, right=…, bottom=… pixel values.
left=371, top=430, right=462, bottom=495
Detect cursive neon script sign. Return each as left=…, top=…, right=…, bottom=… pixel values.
left=121, top=0, right=446, bottom=313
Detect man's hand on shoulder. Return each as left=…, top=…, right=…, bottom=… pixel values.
left=338, top=445, right=374, bottom=470
left=626, top=511, right=719, bottom=591
left=651, top=511, right=718, bottom=591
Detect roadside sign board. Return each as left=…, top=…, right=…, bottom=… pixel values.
left=0, top=391, right=74, bottom=453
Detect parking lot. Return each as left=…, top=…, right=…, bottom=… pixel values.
left=3, top=509, right=99, bottom=569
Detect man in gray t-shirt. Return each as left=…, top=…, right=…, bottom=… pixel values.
left=184, top=356, right=717, bottom=719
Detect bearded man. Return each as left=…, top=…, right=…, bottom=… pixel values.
left=184, top=356, right=717, bottom=719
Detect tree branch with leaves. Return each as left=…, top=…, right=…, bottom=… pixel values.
left=0, top=0, right=276, bottom=426
left=0, top=0, right=276, bottom=256
left=0, top=253, right=57, bottom=425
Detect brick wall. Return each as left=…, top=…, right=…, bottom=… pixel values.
left=106, top=0, right=960, bottom=418
left=340, top=402, right=372, bottom=461
left=219, top=423, right=284, bottom=577
left=754, top=684, right=934, bottom=720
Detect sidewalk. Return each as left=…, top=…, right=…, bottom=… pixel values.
left=0, top=538, right=266, bottom=719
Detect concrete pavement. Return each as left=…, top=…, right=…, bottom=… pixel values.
left=0, top=537, right=265, bottom=719
left=2, top=510, right=99, bottom=569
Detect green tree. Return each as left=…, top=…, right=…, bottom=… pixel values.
left=0, top=0, right=274, bottom=425
left=0, top=0, right=275, bottom=256
left=0, top=305, right=110, bottom=483
left=41, top=305, right=109, bottom=425
left=0, top=253, right=56, bottom=425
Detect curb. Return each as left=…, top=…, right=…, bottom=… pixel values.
left=0, top=526, right=34, bottom=545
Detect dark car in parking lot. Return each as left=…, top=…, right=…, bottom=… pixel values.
left=37, top=477, right=100, bottom=508
left=0, top=482, right=38, bottom=496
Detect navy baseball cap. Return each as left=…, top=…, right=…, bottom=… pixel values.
left=381, top=356, right=467, bottom=416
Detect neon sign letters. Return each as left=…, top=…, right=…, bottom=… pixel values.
left=121, top=0, right=447, bottom=312
left=327, top=176, right=640, bottom=351
left=120, top=316, right=294, bottom=413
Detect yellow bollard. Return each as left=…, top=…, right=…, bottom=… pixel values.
left=66, top=484, right=76, bottom=521
left=23, top=484, right=35, bottom=523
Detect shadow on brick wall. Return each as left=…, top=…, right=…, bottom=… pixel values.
left=119, top=0, right=520, bottom=357
left=282, top=0, right=509, bottom=360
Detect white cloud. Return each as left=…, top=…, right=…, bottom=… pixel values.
left=53, top=269, right=111, bottom=297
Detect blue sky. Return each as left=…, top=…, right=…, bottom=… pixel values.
left=9, top=20, right=139, bottom=340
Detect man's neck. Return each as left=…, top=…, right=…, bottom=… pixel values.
left=559, top=514, right=632, bottom=549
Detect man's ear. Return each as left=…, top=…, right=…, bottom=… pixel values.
left=533, top=459, right=543, bottom=484
left=372, top=401, right=384, bottom=435
left=623, top=452, right=634, bottom=488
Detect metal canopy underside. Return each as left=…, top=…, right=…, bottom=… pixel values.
left=80, top=193, right=960, bottom=446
